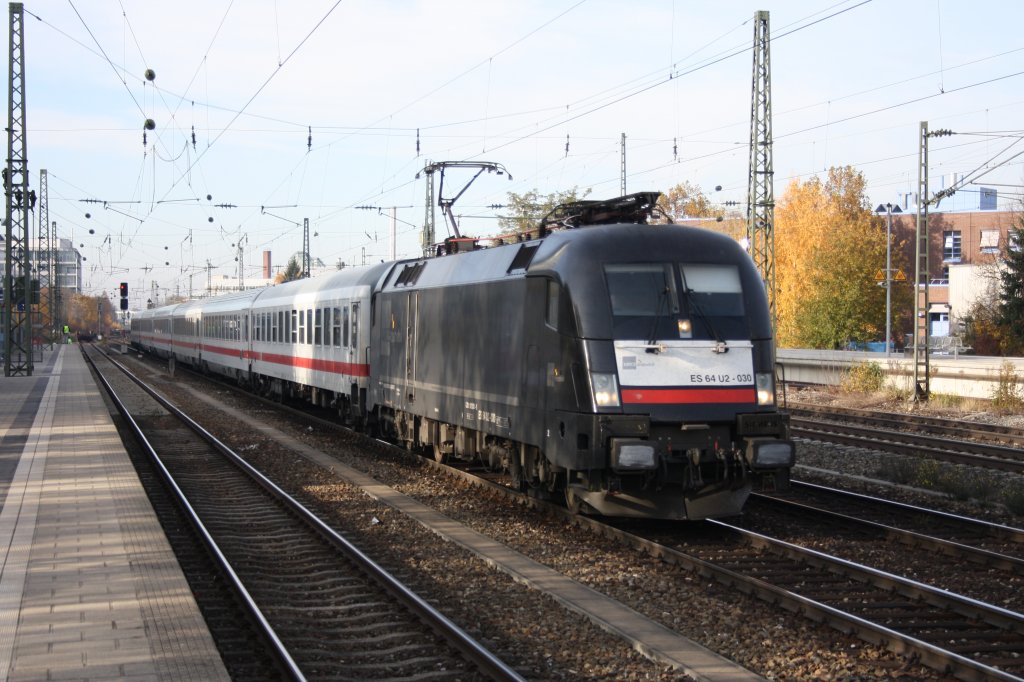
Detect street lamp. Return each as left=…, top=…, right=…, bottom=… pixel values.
left=875, top=202, right=903, bottom=356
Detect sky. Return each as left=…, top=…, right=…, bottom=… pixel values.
left=17, top=0, right=1024, bottom=308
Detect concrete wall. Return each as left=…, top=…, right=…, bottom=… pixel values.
left=777, top=348, right=1024, bottom=400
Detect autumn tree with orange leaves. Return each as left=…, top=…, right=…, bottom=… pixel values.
left=775, top=166, right=911, bottom=349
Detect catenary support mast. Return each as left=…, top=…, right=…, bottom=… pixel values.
left=303, top=218, right=310, bottom=278
left=913, top=122, right=930, bottom=400
left=38, top=168, right=52, bottom=348
left=421, top=161, right=435, bottom=257
left=4, top=2, right=31, bottom=376
left=746, top=10, right=775, bottom=340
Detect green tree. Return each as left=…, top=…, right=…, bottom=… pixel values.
left=997, top=219, right=1024, bottom=354
left=496, top=187, right=590, bottom=235
left=775, top=166, right=910, bottom=349
left=656, top=181, right=719, bottom=221
left=275, top=255, right=303, bottom=284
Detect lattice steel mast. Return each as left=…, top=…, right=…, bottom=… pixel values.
left=4, top=2, right=31, bottom=376
left=746, top=10, right=775, bottom=336
left=911, top=122, right=951, bottom=401
left=38, top=168, right=52, bottom=348
left=302, top=217, right=310, bottom=278
left=421, top=160, right=435, bottom=257
left=620, top=133, right=627, bottom=196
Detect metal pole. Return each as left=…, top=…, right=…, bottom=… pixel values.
left=620, top=133, right=626, bottom=196
left=885, top=205, right=892, bottom=357
left=389, top=206, right=397, bottom=261
left=913, top=122, right=930, bottom=401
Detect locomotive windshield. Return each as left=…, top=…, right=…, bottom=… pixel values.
left=605, top=263, right=746, bottom=340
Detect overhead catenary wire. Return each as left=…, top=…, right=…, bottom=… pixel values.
left=38, top=2, right=1024, bottom=296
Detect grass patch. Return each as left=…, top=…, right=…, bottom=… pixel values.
left=928, top=392, right=964, bottom=409
left=1003, top=483, right=1024, bottom=516
left=875, top=456, right=1003, bottom=509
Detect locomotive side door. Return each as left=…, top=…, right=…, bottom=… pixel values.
left=406, top=291, right=418, bottom=402
left=520, top=277, right=552, bottom=446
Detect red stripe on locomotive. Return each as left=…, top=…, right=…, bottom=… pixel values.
left=621, top=387, right=756, bottom=404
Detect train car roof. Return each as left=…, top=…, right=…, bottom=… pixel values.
left=193, top=288, right=265, bottom=313
left=379, top=240, right=537, bottom=292
left=379, top=221, right=752, bottom=293
left=251, top=262, right=393, bottom=306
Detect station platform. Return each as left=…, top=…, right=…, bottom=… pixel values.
left=0, top=345, right=229, bottom=681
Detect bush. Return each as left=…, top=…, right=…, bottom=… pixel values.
left=874, top=455, right=1021, bottom=516
left=933, top=468, right=995, bottom=503
left=991, top=361, right=1024, bottom=413
left=875, top=455, right=917, bottom=485
left=840, top=361, right=885, bottom=394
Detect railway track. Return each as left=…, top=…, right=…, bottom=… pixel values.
left=84, top=345, right=524, bottom=682
left=788, top=402, right=1024, bottom=447
left=765, top=480, right=1024, bottom=567
left=736, top=482, right=1024, bottom=612
left=786, top=403, right=1024, bottom=473
left=117, top=344, right=1022, bottom=680
left=669, top=520, right=1024, bottom=681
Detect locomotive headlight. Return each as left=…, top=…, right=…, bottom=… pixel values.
left=591, top=372, right=621, bottom=407
left=677, top=318, right=692, bottom=338
left=611, top=438, right=658, bottom=471
left=756, top=372, right=775, bottom=405
left=746, top=438, right=795, bottom=468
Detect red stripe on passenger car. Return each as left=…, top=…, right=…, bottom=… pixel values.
left=621, top=388, right=756, bottom=404
left=198, top=346, right=370, bottom=377
left=258, top=351, right=370, bottom=377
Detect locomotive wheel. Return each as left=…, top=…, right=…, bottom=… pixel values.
left=432, top=443, right=447, bottom=464
left=509, top=455, right=525, bottom=491
left=564, top=486, right=583, bottom=514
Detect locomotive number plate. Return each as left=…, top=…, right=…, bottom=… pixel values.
left=615, top=340, right=754, bottom=387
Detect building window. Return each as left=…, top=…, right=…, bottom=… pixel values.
left=942, top=230, right=961, bottom=262
left=980, top=230, right=999, bottom=254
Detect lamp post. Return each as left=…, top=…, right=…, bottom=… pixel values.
left=875, top=202, right=902, bottom=356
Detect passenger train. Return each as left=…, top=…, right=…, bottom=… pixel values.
left=132, top=192, right=793, bottom=520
